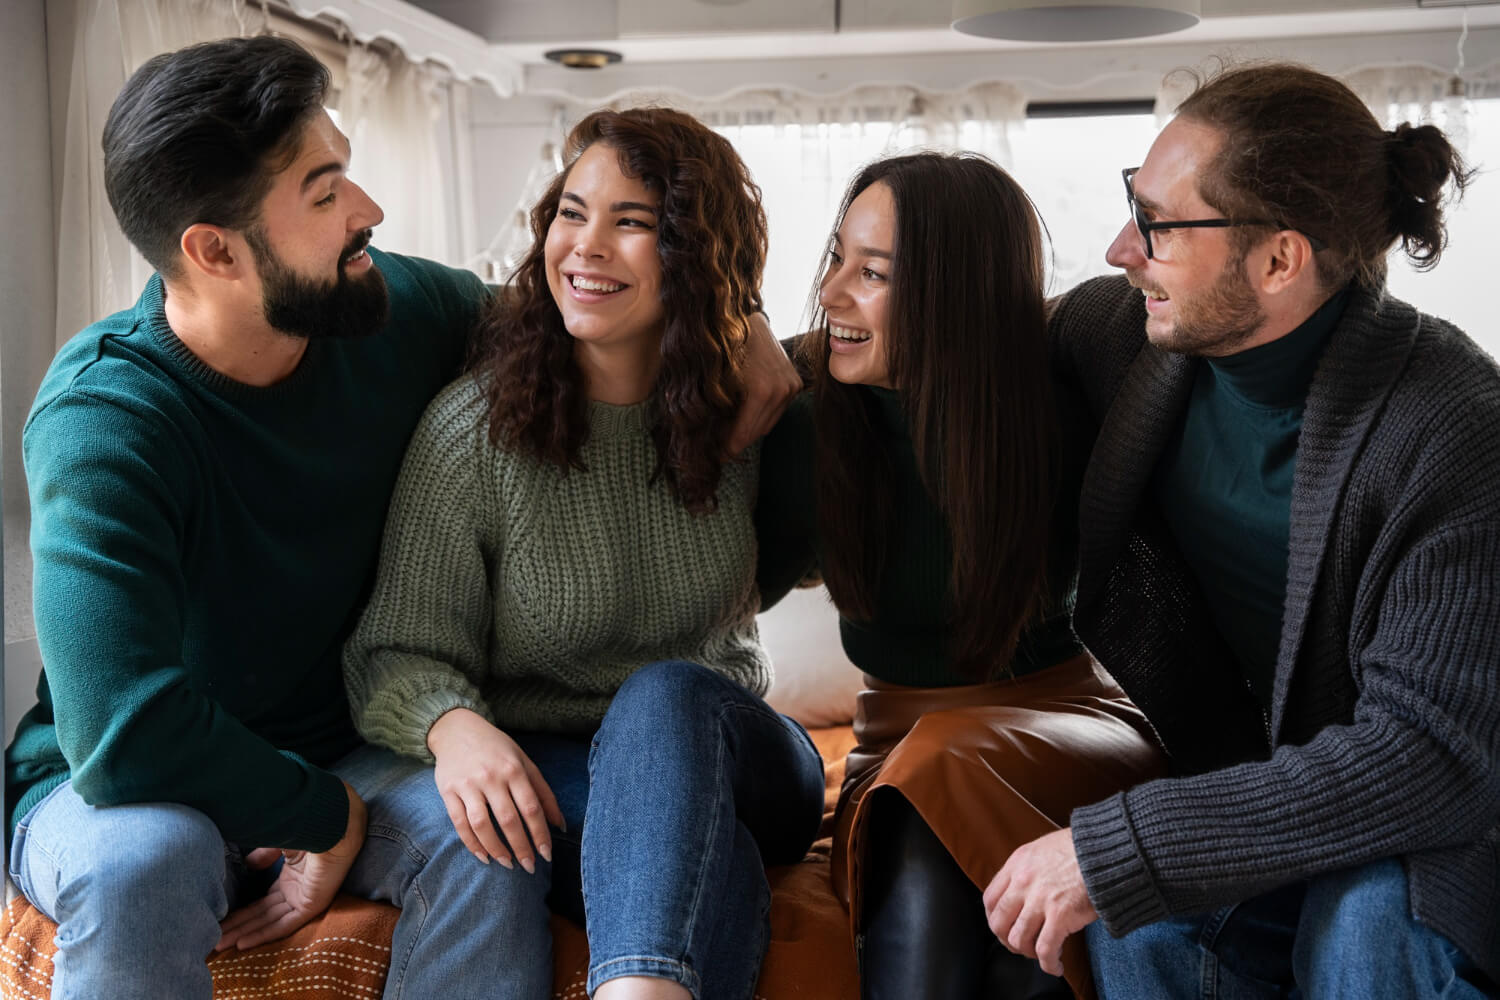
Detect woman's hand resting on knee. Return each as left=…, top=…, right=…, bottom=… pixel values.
left=427, top=708, right=566, bottom=872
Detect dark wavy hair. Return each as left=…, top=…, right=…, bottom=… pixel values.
left=469, top=107, right=767, bottom=512
left=1175, top=61, right=1473, bottom=290
left=103, top=36, right=330, bottom=279
left=801, top=153, right=1056, bottom=679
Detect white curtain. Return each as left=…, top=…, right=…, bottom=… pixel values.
left=342, top=45, right=476, bottom=267
left=1341, top=63, right=1500, bottom=157
left=50, top=0, right=266, bottom=351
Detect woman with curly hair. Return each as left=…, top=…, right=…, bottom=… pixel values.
left=343, top=108, right=825, bottom=1000
left=756, top=152, right=1166, bottom=999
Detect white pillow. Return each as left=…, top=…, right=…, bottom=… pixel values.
left=758, top=584, right=863, bottom=728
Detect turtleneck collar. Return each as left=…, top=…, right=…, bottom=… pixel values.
left=1206, top=287, right=1349, bottom=410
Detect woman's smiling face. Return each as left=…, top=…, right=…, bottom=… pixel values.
left=544, top=142, right=665, bottom=352
left=819, top=181, right=894, bottom=389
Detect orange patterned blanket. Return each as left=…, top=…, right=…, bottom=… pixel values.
left=0, top=727, right=858, bottom=999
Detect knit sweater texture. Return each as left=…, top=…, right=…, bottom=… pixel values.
left=1053, top=274, right=1500, bottom=981
left=342, top=374, right=769, bottom=757
left=5, top=249, right=487, bottom=851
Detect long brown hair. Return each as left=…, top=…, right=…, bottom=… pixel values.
left=801, top=153, right=1056, bottom=679
left=1175, top=61, right=1472, bottom=291
left=469, top=107, right=767, bottom=512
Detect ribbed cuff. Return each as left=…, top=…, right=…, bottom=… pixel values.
left=1071, top=791, right=1168, bottom=936
left=293, top=762, right=355, bottom=853
left=361, top=683, right=493, bottom=763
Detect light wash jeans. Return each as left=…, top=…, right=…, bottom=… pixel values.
left=1086, top=859, right=1498, bottom=1000
left=9, top=739, right=554, bottom=1000
left=9, top=660, right=824, bottom=1000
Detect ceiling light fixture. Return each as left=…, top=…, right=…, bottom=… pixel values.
left=543, top=48, right=623, bottom=69
left=952, top=0, right=1201, bottom=42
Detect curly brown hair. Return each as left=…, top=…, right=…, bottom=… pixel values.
left=468, top=107, right=767, bottom=513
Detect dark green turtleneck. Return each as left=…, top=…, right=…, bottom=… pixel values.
left=1153, top=289, right=1348, bottom=710
left=756, top=383, right=1088, bottom=687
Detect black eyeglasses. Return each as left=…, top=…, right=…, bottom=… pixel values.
left=1122, top=167, right=1323, bottom=261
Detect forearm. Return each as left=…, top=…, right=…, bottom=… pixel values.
left=753, top=393, right=818, bottom=609
left=49, top=666, right=351, bottom=850
left=1074, top=714, right=1496, bottom=935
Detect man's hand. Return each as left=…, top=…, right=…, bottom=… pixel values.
left=982, top=827, right=1099, bottom=977
left=216, top=781, right=367, bottom=952
left=427, top=707, right=564, bottom=872
left=727, top=312, right=800, bottom=456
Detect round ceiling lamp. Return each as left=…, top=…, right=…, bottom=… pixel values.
left=952, top=0, right=1201, bottom=42
left=543, top=48, right=623, bottom=70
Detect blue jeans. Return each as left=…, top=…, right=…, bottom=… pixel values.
left=526, top=661, right=825, bottom=999
left=9, top=661, right=824, bottom=1000
left=1087, top=859, right=1497, bottom=1000
left=9, top=743, right=555, bottom=1000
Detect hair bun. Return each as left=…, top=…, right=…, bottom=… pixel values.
left=1384, top=122, right=1467, bottom=267
left=1387, top=123, right=1453, bottom=201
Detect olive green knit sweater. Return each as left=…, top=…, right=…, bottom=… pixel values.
left=343, top=373, right=769, bottom=757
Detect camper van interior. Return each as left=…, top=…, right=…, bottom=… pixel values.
left=1, top=0, right=1497, bottom=997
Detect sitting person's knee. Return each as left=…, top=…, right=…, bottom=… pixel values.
left=602, top=660, right=727, bottom=733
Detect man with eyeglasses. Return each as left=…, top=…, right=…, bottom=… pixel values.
left=982, top=62, right=1499, bottom=998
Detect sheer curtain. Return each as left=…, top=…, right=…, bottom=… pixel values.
left=50, top=0, right=266, bottom=352
left=342, top=45, right=476, bottom=267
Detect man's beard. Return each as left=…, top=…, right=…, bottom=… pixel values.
left=246, top=227, right=390, bottom=340
left=1137, top=250, right=1265, bottom=358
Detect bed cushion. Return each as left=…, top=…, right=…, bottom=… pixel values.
left=0, top=727, right=858, bottom=999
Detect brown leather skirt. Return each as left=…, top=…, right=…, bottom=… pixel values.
left=832, top=653, right=1166, bottom=999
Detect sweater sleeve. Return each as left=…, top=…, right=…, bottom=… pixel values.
left=343, top=381, right=499, bottom=762
left=1073, top=520, right=1500, bottom=935
left=24, top=391, right=350, bottom=850
left=754, top=392, right=818, bottom=610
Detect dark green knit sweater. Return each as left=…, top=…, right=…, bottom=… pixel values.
left=6, top=249, right=487, bottom=851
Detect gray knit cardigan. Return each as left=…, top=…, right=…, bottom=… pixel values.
left=1053, top=275, right=1500, bottom=981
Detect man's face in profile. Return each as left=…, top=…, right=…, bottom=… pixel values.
left=244, top=109, right=389, bottom=340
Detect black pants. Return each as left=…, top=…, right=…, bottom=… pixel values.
left=858, top=790, right=1073, bottom=1000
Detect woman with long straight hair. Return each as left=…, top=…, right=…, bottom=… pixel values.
left=757, top=152, right=1165, bottom=998
left=344, top=107, right=825, bottom=1000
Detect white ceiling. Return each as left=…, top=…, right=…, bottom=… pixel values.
left=401, top=0, right=1500, bottom=65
